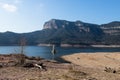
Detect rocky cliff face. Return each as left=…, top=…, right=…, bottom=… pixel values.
left=43, top=19, right=68, bottom=29
left=0, top=19, right=120, bottom=45
left=42, top=19, right=104, bottom=45
left=43, top=19, right=101, bottom=33
left=101, top=21, right=120, bottom=34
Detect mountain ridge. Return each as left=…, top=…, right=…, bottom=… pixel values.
left=0, top=19, right=120, bottom=46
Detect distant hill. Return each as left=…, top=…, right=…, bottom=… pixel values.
left=0, top=19, right=120, bottom=46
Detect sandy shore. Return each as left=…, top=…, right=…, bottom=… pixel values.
left=62, top=52, right=120, bottom=69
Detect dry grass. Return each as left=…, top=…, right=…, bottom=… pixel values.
left=0, top=53, right=120, bottom=80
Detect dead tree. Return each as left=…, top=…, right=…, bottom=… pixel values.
left=20, top=37, right=26, bottom=54
left=51, top=45, right=56, bottom=60
left=17, top=37, right=27, bottom=65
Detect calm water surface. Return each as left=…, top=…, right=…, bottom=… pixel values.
left=0, top=46, right=120, bottom=60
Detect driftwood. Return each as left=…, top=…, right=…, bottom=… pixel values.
left=23, top=63, right=34, bottom=68
left=34, top=64, right=43, bottom=69
left=34, top=63, right=47, bottom=71
left=23, top=62, right=45, bottom=69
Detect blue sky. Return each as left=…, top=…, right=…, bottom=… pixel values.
left=0, top=0, right=120, bottom=33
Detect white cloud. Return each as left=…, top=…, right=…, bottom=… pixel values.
left=0, top=3, right=17, bottom=12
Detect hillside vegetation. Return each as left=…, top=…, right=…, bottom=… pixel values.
left=0, top=19, right=120, bottom=45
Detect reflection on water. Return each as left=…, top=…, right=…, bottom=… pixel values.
left=0, top=46, right=120, bottom=60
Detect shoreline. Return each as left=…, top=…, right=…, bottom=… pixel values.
left=38, top=44, right=120, bottom=48
left=0, top=45, right=120, bottom=48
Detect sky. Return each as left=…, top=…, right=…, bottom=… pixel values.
left=0, top=0, right=120, bottom=33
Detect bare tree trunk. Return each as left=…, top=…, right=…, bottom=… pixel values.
left=51, top=45, right=56, bottom=60
left=17, top=37, right=27, bottom=65
left=20, top=37, right=26, bottom=54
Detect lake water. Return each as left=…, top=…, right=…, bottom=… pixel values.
left=0, top=46, right=120, bottom=60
